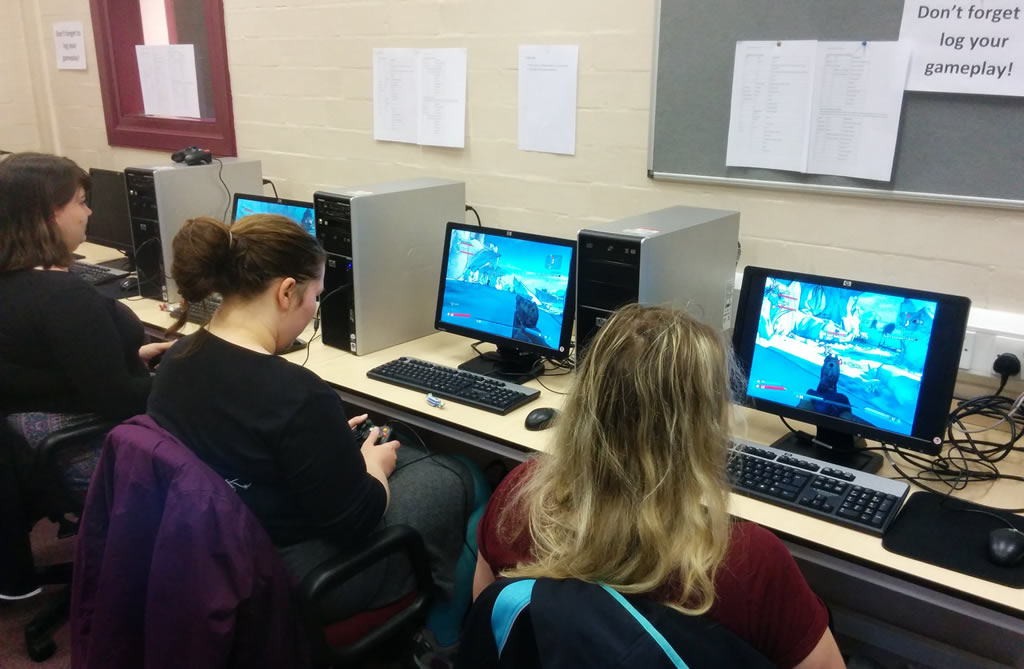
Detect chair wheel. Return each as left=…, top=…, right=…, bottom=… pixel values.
left=26, top=636, right=56, bottom=662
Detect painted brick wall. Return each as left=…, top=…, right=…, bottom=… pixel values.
left=0, top=0, right=43, bottom=153
left=7, top=0, right=1021, bottom=310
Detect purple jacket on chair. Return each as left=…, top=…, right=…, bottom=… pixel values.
left=70, top=415, right=309, bottom=668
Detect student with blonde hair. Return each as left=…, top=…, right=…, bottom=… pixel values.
left=469, top=304, right=844, bottom=668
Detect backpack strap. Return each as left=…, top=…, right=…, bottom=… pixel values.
left=599, top=584, right=689, bottom=669
left=490, top=579, right=536, bottom=657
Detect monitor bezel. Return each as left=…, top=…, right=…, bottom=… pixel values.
left=433, top=221, right=578, bottom=361
left=230, top=192, right=314, bottom=226
left=732, top=266, right=971, bottom=456
left=85, top=168, right=133, bottom=253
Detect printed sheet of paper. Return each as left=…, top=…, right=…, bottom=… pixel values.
left=518, top=45, right=579, bottom=155
left=135, top=44, right=201, bottom=118
left=807, top=42, right=911, bottom=181
left=53, top=22, right=86, bottom=70
left=373, top=48, right=419, bottom=143
left=372, top=48, right=467, bottom=147
left=900, top=0, right=1024, bottom=96
left=417, top=48, right=467, bottom=148
left=726, top=41, right=817, bottom=172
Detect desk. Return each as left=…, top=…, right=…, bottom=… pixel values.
left=85, top=242, right=1023, bottom=667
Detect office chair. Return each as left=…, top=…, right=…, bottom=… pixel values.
left=0, top=415, right=113, bottom=662
left=71, top=415, right=445, bottom=668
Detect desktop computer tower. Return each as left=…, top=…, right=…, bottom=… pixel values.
left=124, top=159, right=262, bottom=301
left=314, top=178, right=465, bottom=355
left=576, top=205, right=740, bottom=354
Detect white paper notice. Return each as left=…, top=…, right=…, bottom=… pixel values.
left=135, top=45, right=201, bottom=118
left=53, top=22, right=87, bottom=70
left=418, top=48, right=467, bottom=148
left=372, top=48, right=467, bottom=147
left=518, top=45, right=579, bottom=155
left=726, top=41, right=818, bottom=172
left=373, top=48, right=419, bottom=144
left=807, top=42, right=911, bottom=181
left=900, top=1, right=1024, bottom=96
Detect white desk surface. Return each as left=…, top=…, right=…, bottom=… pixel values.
left=81, top=241, right=1023, bottom=616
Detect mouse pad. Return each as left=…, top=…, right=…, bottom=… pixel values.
left=883, top=491, right=1024, bottom=588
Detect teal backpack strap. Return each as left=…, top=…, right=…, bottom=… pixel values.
left=599, top=584, right=689, bottom=669
left=490, top=579, right=536, bottom=657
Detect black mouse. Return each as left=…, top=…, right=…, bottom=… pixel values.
left=525, top=407, right=558, bottom=431
left=988, top=527, right=1024, bottom=567
left=119, top=276, right=139, bottom=292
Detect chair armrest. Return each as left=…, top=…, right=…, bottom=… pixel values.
left=297, top=524, right=435, bottom=663
left=297, top=524, right=434, bottom=602
left=36, top=416, right=117, bottom=462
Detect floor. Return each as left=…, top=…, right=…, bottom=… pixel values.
left=0, top=519, right=74, bottom=669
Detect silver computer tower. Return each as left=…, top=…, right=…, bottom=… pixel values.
left=124, top=159, right=262, bottom=301
left=576, top=205, right=740, bottom=353
left=314, top=178, right=465, bottom=355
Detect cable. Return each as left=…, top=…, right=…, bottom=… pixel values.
left=213, top=157, right=232, bottom=223
left=465, top=204, right=482, bottom=227
left=263, top=178, right=279, bottom=199
left=385, top=419, right=477, bottom=556
left=301, top=283, right=350, bottom=367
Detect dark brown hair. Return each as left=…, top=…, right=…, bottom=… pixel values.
left=168, top=214, right=327, bottom=334
left=0, top=152, right=91, bottom=272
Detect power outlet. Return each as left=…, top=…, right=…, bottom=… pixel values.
left=959, top=330, right=976, bottom=370
left=992, top=336, right=1024, bottom=380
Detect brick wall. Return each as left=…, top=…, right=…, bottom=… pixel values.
left=0, top=0, right=43, bottom=153
left=6, top=0, right=1021, bottom=310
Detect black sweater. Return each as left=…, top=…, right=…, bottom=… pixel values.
left=0, top=269, right=150, bottom=418
left=148, top=331, right=387, bottom=547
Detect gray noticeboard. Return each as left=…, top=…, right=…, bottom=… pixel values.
left=649, top=0, right=1024, bottom=208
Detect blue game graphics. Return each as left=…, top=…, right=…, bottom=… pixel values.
left=233, top=197, right=315, bottom=237
left=439, top=230, right=573, bottom=352
left=747, top=277, right=938, bottom=436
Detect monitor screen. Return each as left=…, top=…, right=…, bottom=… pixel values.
left=435, top=223, right=576, bottom=369
left=86, top=168, right=133, bottom=252
left=733, top=267, right=970, bottom=459
left=232, top=193, right=315, bottom=236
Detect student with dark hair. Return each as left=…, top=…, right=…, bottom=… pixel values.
left=148, top=214, right=469, bottom=634
left=0, top=153, right=170, bottom=498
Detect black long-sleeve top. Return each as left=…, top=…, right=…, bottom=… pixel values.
left=147, top=330, right=387, bottom=547
left=0, top=269, right=151, bottom=418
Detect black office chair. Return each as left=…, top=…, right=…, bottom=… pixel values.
left=0, top=415, right=114, bottom=662
left=298, top=524, right=436, bottom=667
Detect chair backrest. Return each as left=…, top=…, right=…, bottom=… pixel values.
left=70, top=415, right=308, bottom=669
left=459, top=578, right=777, bottom=669
left=0, top=420, right=39, bottom=598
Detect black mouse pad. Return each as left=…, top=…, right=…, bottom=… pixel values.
left=882, top=491, right=1024, bottom=588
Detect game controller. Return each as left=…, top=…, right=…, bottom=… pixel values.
left=170, top=145, right=213, bottom=166
left=351, top=419, right=392, bottom=445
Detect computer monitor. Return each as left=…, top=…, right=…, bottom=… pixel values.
left=231, top=193, right=315, bottom=236
left=434, top=222, right=577, bottom=382
left=86, top=169, right=134, bottom=259
left=731, top=266, right=971, bottom=472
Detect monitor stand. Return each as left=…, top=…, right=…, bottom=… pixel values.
left=770, top=427, right=883, bottom=474
left=98, top=254, right=133, bottom=272
left=458, top=345, right=542, bottom=384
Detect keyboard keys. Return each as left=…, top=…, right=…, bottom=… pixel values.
left=367, top=357, right=540, bottom=415
left=727, top=440, right=910, bottom=537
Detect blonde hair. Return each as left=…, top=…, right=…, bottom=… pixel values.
left=502, top=304, right=736, bottom=614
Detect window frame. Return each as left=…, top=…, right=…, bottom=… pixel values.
left=89, top=0, right=237, bottom=156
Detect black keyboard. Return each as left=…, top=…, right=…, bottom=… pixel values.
left=69, top=262, right=129, bottom=285
left=367, top=357, right=540, bottom=415
left=169, top=298, right=220, bottom=325
left=727, top=439, right=909, bottom=536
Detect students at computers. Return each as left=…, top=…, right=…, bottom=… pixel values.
left=147, top=214, right=469, bottom=623
left=468, top=304, right=844, bottom=669
left=0, top=152, right=170, bottom=493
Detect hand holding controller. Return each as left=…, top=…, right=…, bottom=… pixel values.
left=351, top=417, right=392, bottom=445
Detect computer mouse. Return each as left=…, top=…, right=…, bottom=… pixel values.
left=525, top=407, right=558, bottom=431
left=119, top=276, right=139, bottom=292
left=987, top=527, right=1024, bottom=567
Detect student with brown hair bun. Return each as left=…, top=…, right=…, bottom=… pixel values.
left=0, top=153, right=170, bottom=499
left=468, top=304, right=845, bottom=669
left=148, top=214, right=469, bottom=628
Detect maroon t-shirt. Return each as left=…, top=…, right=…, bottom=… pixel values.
left=478, top=460, right=830, bottom=668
